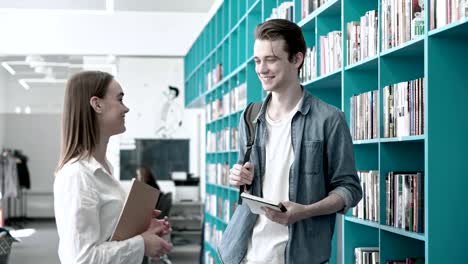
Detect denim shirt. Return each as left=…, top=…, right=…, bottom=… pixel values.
left=217, top=90, right=363, bottom=264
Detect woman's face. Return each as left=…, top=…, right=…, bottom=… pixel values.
left=98, top=80, right=130, bottom=137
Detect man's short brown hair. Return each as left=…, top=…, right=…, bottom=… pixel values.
left=255, top=19, right=307, bottom=71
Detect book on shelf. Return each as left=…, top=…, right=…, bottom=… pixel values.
left=382, top=0, right=425, bottom=51
left=386, top=257, right=424, bottom=264
left=355, top=247, right=379, bottom=264
left=350, top=90, right=379, bottom=141
left=385, top=171, right=424, bottom=233
left=207, top=64, right=223, bottom=91
left=231, top=127, right=239, bottom=150
left=207, top=162, right=230, bottom=186
left=431, top=0, right=468, bottom=30
left=383, top=78, right=424, bottom=138
left=353, top=171, right=379, bottom=222
left=320, top=31, right=342, bottom=75
left=300, top=46, right=317, bottom=83
left=269, top=1, right=294, bottom=21
left=301, top=0, right=329, bottom=19
left=346, top=10, right=378, bottom=66
left=230, top=83, right=247, bottom=114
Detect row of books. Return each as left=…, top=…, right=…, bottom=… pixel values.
left=430, top=0, right=468, bottom=30
left=355, top=247, right=379, bottom=264
left=205, top=193, right=237, bottom=223
left=386, top=258, right=424, bottom=264
left=206, top=63, right=223, bottom=91
left=299, top=46, right=317, bottom=83
left=381, top=0, right=425, bottom=51
left=386, top=171, right=424, bottom=233
left=207, top=129, right=229, bottom=152
left=353, top=171, right=380, bottom=222
left=346, top=10, right=378, bottom=66
left=205, top=83, right=247, bottom=122
left=269, top=1, right=294, bottom=21
left=320, top=31, right=342, bottom=75
left=383, top=78, right=424, bottom=138
left=350, top=90, right=379, bottom=141
left=204, top=221, right=222, bottom=259
left=206, top=127, right=239, bottom=152
left=301, top=0, right=329, bottom=19
left=207, top=162, right=230, bottom=186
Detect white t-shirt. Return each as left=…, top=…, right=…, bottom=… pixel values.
left=54, top=157, right=145, bottom=264
left=244, top=96, right=303, bottom=264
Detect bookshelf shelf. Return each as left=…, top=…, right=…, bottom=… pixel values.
left=428, top=19, right=468, bottom=37
left=379, top=224, right=426, bottom=242
left=345, top=216, right=380, bottom=229
left=345, top=55, right=378, bottom=71
left=379, top=135, right=425, bottom=143
left=380, top=37, right=425, bottom=58
left=206, top=212, right=228, bottom=227
left=303, top=69, right=342, bottom=89
left=353, top=138, right=380, bottom=145
left=186, top=0, right=467, bottom=263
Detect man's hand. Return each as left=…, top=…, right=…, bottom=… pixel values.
left=262, top=201, right=307, bottom=225
left=229, top=162, right=254, bottom=186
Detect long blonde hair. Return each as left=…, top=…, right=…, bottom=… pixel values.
left=56, top=71, right=114, bottom=172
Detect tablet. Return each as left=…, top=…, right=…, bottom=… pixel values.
left=110, top=179, right=161, bottom=241
left=241, top=192, right=287, bottom=215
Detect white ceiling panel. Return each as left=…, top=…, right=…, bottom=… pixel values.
left=0, top=0, right=105, bottom=10
left=115, top=0, right=215, bottom=12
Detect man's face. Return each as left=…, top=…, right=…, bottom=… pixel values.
left=253, top=39, right=301, bottom=93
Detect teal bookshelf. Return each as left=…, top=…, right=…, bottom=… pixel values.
left=185, top=0, right=468, bottom=263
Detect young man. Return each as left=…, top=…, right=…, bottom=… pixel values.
left=218, top=19, right=362, bottom=264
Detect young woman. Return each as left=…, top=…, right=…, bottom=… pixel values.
left=54, top=71, right=173, bottom=263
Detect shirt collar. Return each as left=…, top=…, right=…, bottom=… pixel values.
left=256, top=86, right=311, bottom=123
left=81, top=156, right=113, bottom=176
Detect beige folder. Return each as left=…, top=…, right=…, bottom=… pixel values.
left=111, top=178, right=161, bottom=241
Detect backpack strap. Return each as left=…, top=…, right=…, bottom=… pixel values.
left=238, top=102, right=262, bottom=204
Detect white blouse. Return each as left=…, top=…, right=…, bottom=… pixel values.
left=54, top=157, right=144, bottom=264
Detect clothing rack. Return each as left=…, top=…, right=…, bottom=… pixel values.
left=0, top=148, right=29, bottom=228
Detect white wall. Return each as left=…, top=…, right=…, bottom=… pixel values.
left=116, top=57, right=205, bottom=187
left=3, top=113, right=61, bottom=217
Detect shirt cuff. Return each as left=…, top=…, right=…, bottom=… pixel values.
left=330, top=186, right=353, bottom=214
left=129, top=235, right=145, bottom=263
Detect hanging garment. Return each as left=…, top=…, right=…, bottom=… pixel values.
left=14, top=151, right=30, bottom=189
left=0, top=154, right=19, bottom=199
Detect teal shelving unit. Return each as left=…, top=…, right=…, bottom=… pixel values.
left=185, top=0, right=468, bottom=263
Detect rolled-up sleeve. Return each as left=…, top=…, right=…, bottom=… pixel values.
left=54, top=170, right=145, bottom=264
left=325, top=111, right=363, bottom=213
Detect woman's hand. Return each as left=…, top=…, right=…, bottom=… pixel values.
left=141, top=210, right=173, bottom=258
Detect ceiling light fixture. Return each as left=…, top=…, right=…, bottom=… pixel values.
left=1, top=62, right=16, bottom=75
left=18, top=79, right=30, bottom=90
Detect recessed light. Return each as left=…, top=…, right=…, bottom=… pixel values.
left=1, top=62, right=16, bottom=75
left=19, top=80, right=30, bottom=90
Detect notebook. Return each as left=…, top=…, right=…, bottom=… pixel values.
left=111, top=178, right=161, bottom=241
left=241, top=192, right=287, bottom=215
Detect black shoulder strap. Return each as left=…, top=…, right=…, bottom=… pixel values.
left=238, top=102, right=262, bottom=204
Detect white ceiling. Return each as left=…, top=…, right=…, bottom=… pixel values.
left=0, top=0, right=215, bottom=12
left=0, top=0, right=219, bottom=89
